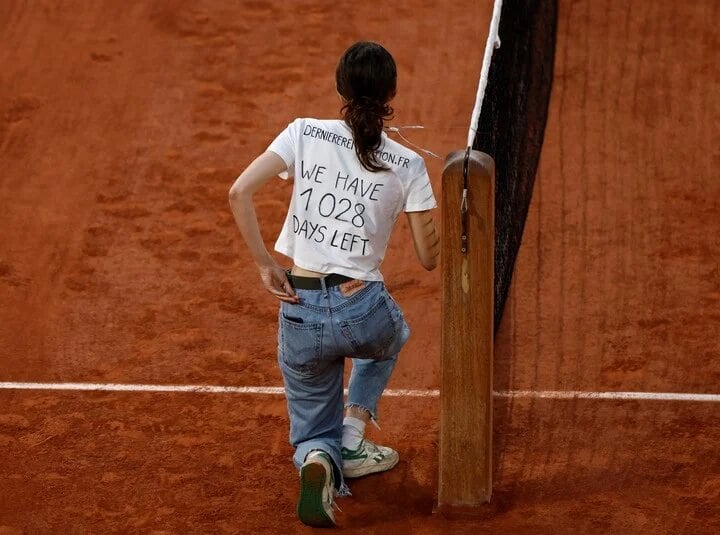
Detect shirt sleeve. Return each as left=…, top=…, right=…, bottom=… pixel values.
left=266, top=119, right=299, bottom=180
left=403, top=161, right=438, bottom=212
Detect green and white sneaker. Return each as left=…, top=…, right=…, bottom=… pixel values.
left=341, top=439, right=399, bottom=478
left=297, top=451, right=338, bottom=528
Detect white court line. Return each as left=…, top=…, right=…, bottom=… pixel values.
left=0, top=382, right=718, bottom=402
left=494, top=390, right=720, bottom=402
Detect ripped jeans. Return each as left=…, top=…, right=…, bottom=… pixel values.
left=277, top=279, right=411, bottom=493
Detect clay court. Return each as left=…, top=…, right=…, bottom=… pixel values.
left=1, top=0, right=718, bottom=533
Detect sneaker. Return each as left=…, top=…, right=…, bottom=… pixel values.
left=297, top=451, right=337, bottom=528
left=341, top=439, right=399, bottom=478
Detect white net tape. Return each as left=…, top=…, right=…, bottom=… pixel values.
left=467, top=0, right=504, bottom=148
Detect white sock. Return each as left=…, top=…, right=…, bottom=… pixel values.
left=342, top=416, right=366, bottom=451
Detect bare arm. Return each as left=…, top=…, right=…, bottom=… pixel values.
left=228, top=151, right=299, bottom=303
left=406, top=209, right=439, bottom=271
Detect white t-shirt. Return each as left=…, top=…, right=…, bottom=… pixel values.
left=266, top=118, right=437, bottom=281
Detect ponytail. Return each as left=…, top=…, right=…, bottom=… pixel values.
left=342, top=96, right=394, bottom=172
left=336, top=42, right=397, bottom=173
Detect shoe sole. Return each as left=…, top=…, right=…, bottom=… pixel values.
left=297, top=461, right=336, bottom=528
left=342, top=455, right=399, bottom=479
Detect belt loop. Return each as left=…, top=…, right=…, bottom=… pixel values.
left=320, top=276, right=328, bottom=297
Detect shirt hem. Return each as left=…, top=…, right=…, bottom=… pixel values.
left=274, top=245, right=383, bottom=282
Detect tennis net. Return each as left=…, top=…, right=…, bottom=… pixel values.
left=471, top=0, right=558, bottom=331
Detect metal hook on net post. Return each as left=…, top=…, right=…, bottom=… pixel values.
left=460, top=147, right=470, bottom=254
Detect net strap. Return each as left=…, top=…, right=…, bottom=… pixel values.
left=466, top=0, right=504, bottom=149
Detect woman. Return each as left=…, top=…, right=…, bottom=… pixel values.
left=228, top=41, right=439, bottom=528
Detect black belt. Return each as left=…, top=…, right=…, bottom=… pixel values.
left=286, top=270, right=355, bottom=290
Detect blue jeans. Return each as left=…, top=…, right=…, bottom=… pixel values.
left=277, top=279, right=411, bottom=492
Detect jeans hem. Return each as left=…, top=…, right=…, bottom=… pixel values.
left=344, top=401, right=378, bottom=423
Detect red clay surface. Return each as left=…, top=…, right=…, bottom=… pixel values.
left=1, top=0, right=718, bottom=533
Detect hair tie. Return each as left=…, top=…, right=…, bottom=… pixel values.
left=349, top=97, right=391, bottom=118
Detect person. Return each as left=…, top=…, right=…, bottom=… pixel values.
left=228, top=41, right=439, bottom=528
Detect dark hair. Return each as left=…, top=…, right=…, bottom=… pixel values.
left=336, top=41, right=397, bottom=172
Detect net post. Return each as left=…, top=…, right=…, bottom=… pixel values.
left=438, top=149, right=495, bottom=514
